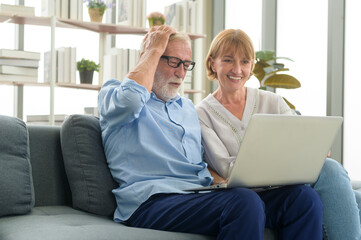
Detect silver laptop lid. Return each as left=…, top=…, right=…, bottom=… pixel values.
left=227, top=114, right=343, bottom=188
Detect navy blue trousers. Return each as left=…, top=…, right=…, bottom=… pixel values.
left=127, top=185, right=323, bottom=240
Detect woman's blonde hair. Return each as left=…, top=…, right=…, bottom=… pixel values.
left=205, top=29, right=255, bottom=80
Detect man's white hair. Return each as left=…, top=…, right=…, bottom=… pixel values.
left=140, top=32, right=191, bottom=53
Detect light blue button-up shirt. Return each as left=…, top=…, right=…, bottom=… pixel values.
left=98, top=78, right=213, bottom=222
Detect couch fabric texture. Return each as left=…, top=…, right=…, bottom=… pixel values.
left=60, top=114, right=118, bottom=217
left=0, top=114, right=293, bottom=239
left=0, top=115, right=34, bottom=217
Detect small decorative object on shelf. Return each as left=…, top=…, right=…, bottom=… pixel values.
left=84, top=0, right=114, bottom=23
left=77, top=58, right=100, bottom=84
left=147, top=11, right=166, bottom=27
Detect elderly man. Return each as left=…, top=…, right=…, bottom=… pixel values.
left=97, top=25, right=323, bottom=240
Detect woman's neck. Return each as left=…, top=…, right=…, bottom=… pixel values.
left=213, top=86, right=247, bottom=105
left=212, top=86, right=247, bottom=121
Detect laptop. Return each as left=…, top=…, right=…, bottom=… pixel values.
left=185, top=114, right=343, bottom=192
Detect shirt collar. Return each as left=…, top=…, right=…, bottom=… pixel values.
left=150, top=92, right=183, bottom=107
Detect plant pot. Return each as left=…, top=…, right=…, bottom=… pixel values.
left=79, top=70, right=94, bottom=84
left=88, top=8, right=104, bottom=23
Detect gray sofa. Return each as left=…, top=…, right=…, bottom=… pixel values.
left=0, top=114, right=358, bottom=240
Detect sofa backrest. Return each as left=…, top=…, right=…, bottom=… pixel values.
left=28, top=125, right=72, bottom=207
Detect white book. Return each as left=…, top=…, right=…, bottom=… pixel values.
left=121, top=48, right=129, bottom=78
left=116, top=53, right=123, bottom=80
left=103, top=54, right=117, bottom=83
left=102, top=54, right=111, bottom=83
left=177, top=1, right=188, bottom=32
left=69, top=0, right=78, bottom=20
left=44, top=50, right=51, bottom=83
left=55, top=0, right=61, bottom=18
left=184, top=70, right=192, bottom=88
left=70, top=47, right=76, bottom=84
left=165, top=3, right=180, bottom=30
left=129, top=49, right=140, bottom=72
left=140, top=0, right=147, bottom=28
left=105, top=1, right=112, bottom=24
left=57, top=47, right=65, bottom=83
left=0, top=65, right=38, bottom=77
left=41, top=0, right=55, bottom=17
left=0, top=73, right=38, bottom=83
left=188, top=1, right=196, bottom=33
left=117, top=0, right=133, bottom=25
left=132, top=0, right=139, bottom=27
left=63, top=47, right=70, bottom=83
left=27, top=114, right=68, bottom=122
left=0, top=58, right=39, bottom=68
left=0, top=49, right=40, bottom=60
left=84, top=107, right=98, bottom=117
left=77, top=0, right=83, bottom=21
left=61, top=0, right=69, bottom=19
left=0, top=4, right=35, bottom=16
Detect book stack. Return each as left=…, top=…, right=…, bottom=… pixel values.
left=117, top=0, right=147, bottom=28
left=26, top=114, right=68, bottom=126
left=84, top=107, right=99, bottom=117
left=164, top=1, right=197, bottom=33
left=44, top=47, right=76, bottom=84
left=103, top=47, right=140, bottom=82
left=41, top=0, right=83, bottom=21
left=0, top=4, right=35, bottom=16
left=0, top=49, right=40, bottom=83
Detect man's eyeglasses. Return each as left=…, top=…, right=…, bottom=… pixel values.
left=161, top=55, right=196, bottom=71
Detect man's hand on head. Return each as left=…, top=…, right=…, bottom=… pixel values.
left=141, top=25, right=177, bottom=57
left=127, top=25, right=177, bottom=93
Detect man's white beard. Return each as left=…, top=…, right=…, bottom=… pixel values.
left=153, top=73, right=182, bottom=102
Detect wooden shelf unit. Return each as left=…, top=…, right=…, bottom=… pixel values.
left=0, top=13, right=206, bottom=123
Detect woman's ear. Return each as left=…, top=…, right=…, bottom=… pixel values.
left=209, top=56, right=216, bottom=72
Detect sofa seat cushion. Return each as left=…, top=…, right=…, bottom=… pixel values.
left=60, top=115, right=118, bottom=217
left=0, top=206, right=216, bottom=240
left=0, top=115, right=34, bottom=217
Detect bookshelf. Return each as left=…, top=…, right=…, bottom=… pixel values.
left=0, top=13, right=206, bottom=124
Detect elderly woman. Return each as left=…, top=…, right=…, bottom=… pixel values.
left=196, top=28, right=361, bottom=240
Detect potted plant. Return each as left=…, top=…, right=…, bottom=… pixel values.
left=84, top=0, right=114, bottom=23
left=147, top=12, right=166, bottom=27
left=77, top=58, right=100, bottom=84
left=253, top=50, right=301, bottom=109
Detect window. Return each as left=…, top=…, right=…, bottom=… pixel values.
left=276, top=0, right=328, bottom=116
left=343, top=0, right=361, bottom=180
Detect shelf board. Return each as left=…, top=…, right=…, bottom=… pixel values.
left=0, top=13, right=12, bottom=22
left=56, top=83, right=101, bottom=90
left=2, top=15, right=75, bottom=28
left=0, top=13, right=206, bottom=40
left=59, top=19, right=148, bottom=35
left=183, top=89, right=205, bottom=94
left=0, top=80, right=204, bottom=94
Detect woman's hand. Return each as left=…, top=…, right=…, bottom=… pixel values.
left=208, top=167, right=228, bottom=185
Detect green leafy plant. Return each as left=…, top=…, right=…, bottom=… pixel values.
left=76, top=58, right=100, bottom=72
left=253, top=50, right=301, bottom=109
left=147, top=12, right=166, bottom=27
